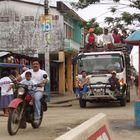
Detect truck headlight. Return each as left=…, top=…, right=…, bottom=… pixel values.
left=119, top=79, right=124, bottom=86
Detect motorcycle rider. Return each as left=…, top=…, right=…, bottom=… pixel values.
left=17, top=60, right=49, bottom=124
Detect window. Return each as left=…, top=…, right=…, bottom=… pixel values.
left=64, top=23, right=73, bottom=40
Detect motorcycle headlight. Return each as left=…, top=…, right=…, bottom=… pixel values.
left=17, top=87, right=25, bottom=95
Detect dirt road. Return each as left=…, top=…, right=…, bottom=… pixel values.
left=0, top=86, right=140, bottom=140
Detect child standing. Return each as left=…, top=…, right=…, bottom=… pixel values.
left=0, top=71, right=14, bottom=117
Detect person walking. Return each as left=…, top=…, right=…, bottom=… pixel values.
left=0, top=71, right=14, bottom=117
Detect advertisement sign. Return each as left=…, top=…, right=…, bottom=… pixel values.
left=39, top=15, right=53, bottom=32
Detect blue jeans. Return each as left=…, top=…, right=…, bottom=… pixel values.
left=75, top=85, right=89, bottom=96
left=32, top=91, right=43, bottom=120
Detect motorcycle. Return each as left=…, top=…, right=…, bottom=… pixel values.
left=7, top=74, right=48, bottom=135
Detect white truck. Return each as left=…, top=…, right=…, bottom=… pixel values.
left=74, top=46, right=131, bottom=108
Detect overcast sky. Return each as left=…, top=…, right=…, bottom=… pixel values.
left=22, top=0, right=139, bottom=71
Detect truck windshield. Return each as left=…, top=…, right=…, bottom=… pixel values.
left=78, top=54, right=124, bottom=74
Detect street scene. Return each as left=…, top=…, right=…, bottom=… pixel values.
left=0, top=0, right=140, bottom=140
left=0, top=86, right=140, bottom=140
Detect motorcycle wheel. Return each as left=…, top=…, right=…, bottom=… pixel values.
left=7, top=106, right=23, bottom=135
left=31, top=107, right=43, bottom=129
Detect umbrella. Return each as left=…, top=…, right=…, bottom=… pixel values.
left=125, top=29, right=140, bottom=99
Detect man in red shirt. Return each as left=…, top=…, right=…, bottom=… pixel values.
left=112, top=28, right=121, bottom=43
left=85, top=28, right=97, bottom=52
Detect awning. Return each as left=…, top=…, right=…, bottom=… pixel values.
left=51, top=60, right=64, bottom=63
left=0, top=51, right=10, bottom=57
left=0, top=63, right=22, bottom=68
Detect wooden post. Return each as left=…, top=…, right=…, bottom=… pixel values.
left=66, top=55, right=73, bottom=93
left=59, top=51, right=65, bottom=94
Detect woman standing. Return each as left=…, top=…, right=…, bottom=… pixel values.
left=0, top=71, right=14, bottom=117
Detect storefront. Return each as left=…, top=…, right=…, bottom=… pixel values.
left=0, top=51, right=37, bottom=76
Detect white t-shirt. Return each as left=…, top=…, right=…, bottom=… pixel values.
left=0, top=77, right=13, bottom=96
left=20, top=79, right=36, bottom=90
left=102, top=34, right=114, bottom=44
left=21, top=69, right=49, bottom=91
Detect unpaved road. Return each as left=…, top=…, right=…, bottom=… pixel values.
left=0, top=86, right=140, bottom=140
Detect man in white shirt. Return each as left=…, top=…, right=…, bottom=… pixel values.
left=17, top=60, right=49, bottom=124
left=102, top=28, right=114, bottom=51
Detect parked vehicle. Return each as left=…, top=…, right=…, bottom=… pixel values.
left=73, top=44, right=131, bottom=107
left=7, top=75, right=48, bottom=135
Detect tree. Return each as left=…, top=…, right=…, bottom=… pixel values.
left=71, top=0, right=120, bottom=9
left=84, top=18, right=103, bottom=35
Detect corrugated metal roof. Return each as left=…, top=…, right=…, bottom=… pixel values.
left=0, top=52, right=10, bottom=57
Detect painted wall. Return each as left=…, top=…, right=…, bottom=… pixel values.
left=0, top=1, right=64, bottom=56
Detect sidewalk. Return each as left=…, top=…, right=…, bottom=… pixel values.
left=48, top=92, right=77, bottom=107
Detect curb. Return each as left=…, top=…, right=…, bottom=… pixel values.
left=50, top=97, right=77, bottom=104
left=48, top=103, right=72, bottom=108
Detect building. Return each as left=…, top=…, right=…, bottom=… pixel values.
left=0, top=0, right=84, bottom=94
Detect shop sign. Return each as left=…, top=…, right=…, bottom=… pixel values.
left=39, top=15, right=53, bottom=32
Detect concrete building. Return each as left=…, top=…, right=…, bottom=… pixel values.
left=0, top=0, right=84, bottom=94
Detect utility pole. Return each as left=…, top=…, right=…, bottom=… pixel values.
left=44, top=0, right=49, bottom=15
left=44, top=0, right=51, bottom=101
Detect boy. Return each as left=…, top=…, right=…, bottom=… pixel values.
left=20, top=71, right=36, bottom=105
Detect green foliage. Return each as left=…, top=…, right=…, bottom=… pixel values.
left=110, top=7, right=117, bottom=13
left=83, top=18, right=103, bottom=35
left=71, top=0, right=120, bottom=9
left=104, top=17, right=114, bottom=25
left=121, top=12, right=133, bottom=25
left=130, top=0, right=140, bottom=10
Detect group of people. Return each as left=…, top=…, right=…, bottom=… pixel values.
left=85, top=27, right=132, bottom=52
left=0, top=60, right=49, bottom=125
left=75, top=70, right=122, bottom=97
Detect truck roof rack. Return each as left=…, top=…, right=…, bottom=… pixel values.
left=80, top=43, right=130, bottom=54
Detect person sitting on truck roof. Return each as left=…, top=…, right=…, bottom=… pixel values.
left=121, top=30, right=133, bottom=54
left=75, top=70, right=90, bottom=98
left=112, top=28, right=121, bottom=44
left=102, top=28, right=114, bottom=51
left=85, top=28, right=98, bottom=52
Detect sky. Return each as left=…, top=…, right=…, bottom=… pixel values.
left=22, top=0, right=139, bottom=71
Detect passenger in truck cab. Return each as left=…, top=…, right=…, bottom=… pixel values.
left=85, top=28, right=97, bottom=52
left=75, top=71, right=90, bottom=98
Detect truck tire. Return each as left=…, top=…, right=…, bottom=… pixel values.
left=120, top=98, right=126, bottom=106
left=126, top=86, right=130, bottom=102
left=79, top=97, right=86, bottom=108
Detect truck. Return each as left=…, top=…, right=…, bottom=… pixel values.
left=73, top=45, right=131, bottom=108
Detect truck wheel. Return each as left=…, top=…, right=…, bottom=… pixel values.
left=120, top=98, right=126, bottom=106
left=79, top=97, right=86, bottom=108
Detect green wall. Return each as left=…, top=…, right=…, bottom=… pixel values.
left=73, top=20, right=82, bottom=44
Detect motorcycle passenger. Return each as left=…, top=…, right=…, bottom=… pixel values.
left=20, top=71, right=36, bottom=105
left=75, top=70, right=89, bottom=98
left=17, top=60, right=49, bottom=125
left=108, top=71, right=120, bottom=94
